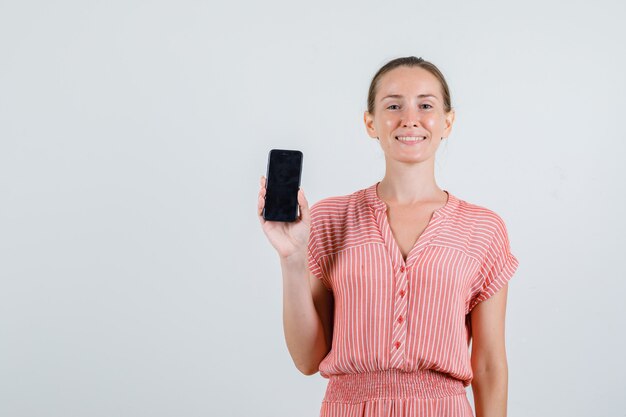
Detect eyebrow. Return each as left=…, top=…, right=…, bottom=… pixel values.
left=380, top=94, right=439, bottom=101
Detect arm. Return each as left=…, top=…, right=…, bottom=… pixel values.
left=281, top=254, right=334, bottom=376
left=470, top=283, right=509, bottom=417
left=257, top=175, right=334, bottom=376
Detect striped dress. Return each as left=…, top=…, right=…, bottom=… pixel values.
left=307, top=181, right=520, bottom=417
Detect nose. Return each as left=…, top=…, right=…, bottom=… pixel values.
left=401, top=107, right=420, bottom=127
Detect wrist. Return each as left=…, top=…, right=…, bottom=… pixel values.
left=280, top=250, right=307, bottom=267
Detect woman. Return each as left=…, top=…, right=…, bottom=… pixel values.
left=257, top=56, right=519, bottom=417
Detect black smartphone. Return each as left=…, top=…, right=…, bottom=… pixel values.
left=263, top=149, right=303, bottom=222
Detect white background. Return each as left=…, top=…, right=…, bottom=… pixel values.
left=1, top=1, right=625, bottom=416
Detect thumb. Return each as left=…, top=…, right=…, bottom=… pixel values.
left=298, top=188, right=311, bottom=223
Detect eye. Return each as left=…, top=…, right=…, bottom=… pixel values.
left=420, top=103, right=433, bottom=109
left=386, top=104, right=400, bottom=110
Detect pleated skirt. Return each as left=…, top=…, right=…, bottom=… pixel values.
left=319, top=369, right=474, bottom=417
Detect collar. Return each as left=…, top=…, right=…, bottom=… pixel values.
left=365, top=181, right=460, bottom=219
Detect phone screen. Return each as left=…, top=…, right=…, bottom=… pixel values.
left=263, top=149, right=303, bottom=222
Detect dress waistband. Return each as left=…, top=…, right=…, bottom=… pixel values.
left=323, top=369, right=466, bottom=403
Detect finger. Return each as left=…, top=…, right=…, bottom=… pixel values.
left=298, top=188, right=310, bottom=223
left=258, top=194, right=266, bottom=223
left=258, top=193, right=265, bottom=213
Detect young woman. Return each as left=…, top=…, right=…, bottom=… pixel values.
left=257, top=56, right=519, bottom=417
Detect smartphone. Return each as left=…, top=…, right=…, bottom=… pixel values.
left=263, top=149, right=303, bottom=222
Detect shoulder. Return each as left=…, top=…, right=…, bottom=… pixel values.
left=308, top=186, right=376, bottom=258
left=454, top=197, right=510, bottom=234
left=445, top=195, right=513, bottom=254
left=309, top=187, right=369, bottom=223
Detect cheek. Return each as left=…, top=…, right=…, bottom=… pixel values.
left=423, top=115, right=442, bottom=129
left=382, top=116, right=396, bottom=128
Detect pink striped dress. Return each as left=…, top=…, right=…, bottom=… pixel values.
left=307, top=181, right=520, bottom=417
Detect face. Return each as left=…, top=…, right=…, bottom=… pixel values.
left=364, top=66, right=455, bottom=164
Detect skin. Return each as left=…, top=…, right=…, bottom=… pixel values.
left=258, top=65, right=509, bottom=415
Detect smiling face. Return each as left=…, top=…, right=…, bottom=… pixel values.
left=364, top=65, right=455, bottom=164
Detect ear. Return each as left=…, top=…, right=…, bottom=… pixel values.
left=363, top=111, right=378, bottom=139
left=443, top=109, right=455, bottom=138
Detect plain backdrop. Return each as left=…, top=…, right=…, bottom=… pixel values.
left=1, top=1, right=625, bottom=416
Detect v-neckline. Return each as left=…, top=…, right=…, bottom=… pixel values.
left=369, top=181, right=456, bottom=269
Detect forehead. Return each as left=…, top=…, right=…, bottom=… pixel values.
left=376, top=66, right=441, bottom=99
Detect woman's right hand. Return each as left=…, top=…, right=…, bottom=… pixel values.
left=257, top=175, right=311, bottom=260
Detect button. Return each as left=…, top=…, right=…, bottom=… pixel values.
left=400, top=266, right=405, bottom=273
left=394, top=341, right=401, bottom=349
left=399, top=290, right=406, bottom=297
left=398, top=316, right=404, bottom=323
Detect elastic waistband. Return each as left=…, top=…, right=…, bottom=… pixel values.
left=323, top=369, right=466, bottom=403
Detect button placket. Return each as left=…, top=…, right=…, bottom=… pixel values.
left=390, top=265, right=409, bottom=367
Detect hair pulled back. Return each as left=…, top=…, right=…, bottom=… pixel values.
left=367, top=56, right=452, bottom=115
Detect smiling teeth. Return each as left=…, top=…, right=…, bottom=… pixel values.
left=397, top=136, right=426, bottom=141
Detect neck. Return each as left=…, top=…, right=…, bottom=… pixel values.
left=378, top=159, right=444, bottom=206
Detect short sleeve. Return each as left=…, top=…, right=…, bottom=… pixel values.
left=468, top=216, right=519, bottom=312
left=307, top=203, right=333, bottom=291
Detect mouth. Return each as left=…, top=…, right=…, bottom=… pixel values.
left=395, top=136, right=427, bottom=143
